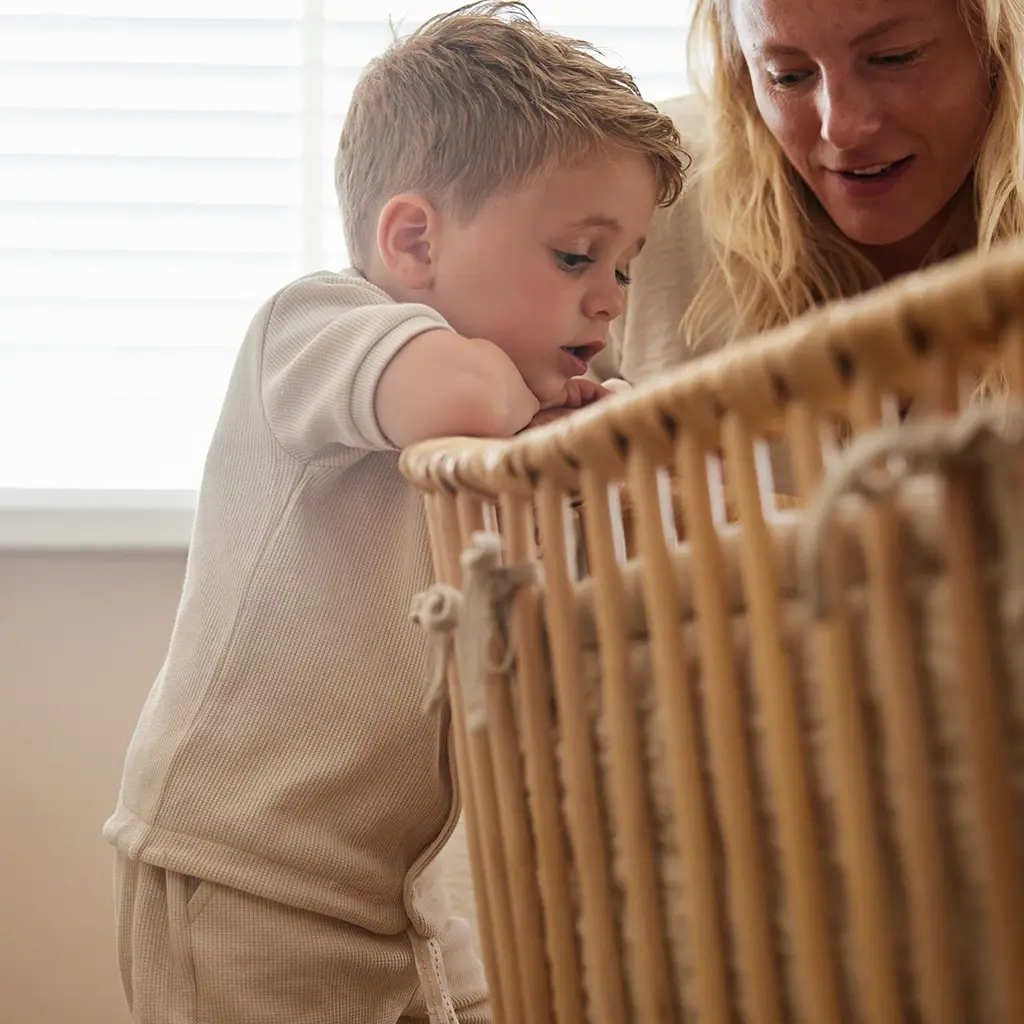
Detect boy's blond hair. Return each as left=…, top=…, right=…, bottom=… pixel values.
left=336, top=1, right=687, bottom=267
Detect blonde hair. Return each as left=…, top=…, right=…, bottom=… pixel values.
left=336, top=1, right=687, bottom=266
left=683, top=0, right=1024, bottom=346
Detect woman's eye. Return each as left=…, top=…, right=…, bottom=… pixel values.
left=767, top=69, right=811, bottom=89
left=871, top=48, right=922, bottom=68
left=616, top=269, right=633, bottom=286
left=555, top=251, right=594, bottom=271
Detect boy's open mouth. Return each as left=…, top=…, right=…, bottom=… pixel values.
left=561, top=342, right=604, bottom=365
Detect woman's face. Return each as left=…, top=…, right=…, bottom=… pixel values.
left=731, top=0, right=992, bottom=271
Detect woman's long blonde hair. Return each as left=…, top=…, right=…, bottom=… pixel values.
left=682, top=0, right=1024, bottom=347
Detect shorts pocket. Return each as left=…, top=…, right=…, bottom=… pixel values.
left=184, top=876, right=217, bottom=923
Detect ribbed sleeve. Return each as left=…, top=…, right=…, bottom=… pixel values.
left=261, top=271, right=450, bottom=455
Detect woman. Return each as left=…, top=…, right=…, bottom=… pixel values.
left=599, top=0, right=1024, bottom=384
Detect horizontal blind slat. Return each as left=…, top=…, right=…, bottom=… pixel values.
left=1, top=156, right=302, bottom=204
left=0, top=2, right=303, bottom=19
left=0, top=16, right=302, bottom=64
left=1, top=204, right=301, bottom=251
left=0, top=396, right=222, bottom=490
left=0, top=252, right=301, bottom=300
left=0, top=109, right=302, bottom=159
left=1, top=345, right=237, bottom=400
left=0, top=65, right=303, bottom=112
left=0, top=304, right=260, bottom=348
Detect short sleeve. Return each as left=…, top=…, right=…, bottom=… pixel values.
left=259, top=271, right=450, bottom=459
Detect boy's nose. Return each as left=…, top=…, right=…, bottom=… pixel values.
left=584, top=281, right=625, bottom=321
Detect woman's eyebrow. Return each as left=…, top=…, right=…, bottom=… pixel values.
left=754, top=15, right=918, bottom=59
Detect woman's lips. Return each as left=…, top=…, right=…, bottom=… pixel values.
left=828, top=155, right=915, bottom=198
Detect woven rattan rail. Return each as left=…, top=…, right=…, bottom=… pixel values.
left=401, top=240, right=1024, bottom=1024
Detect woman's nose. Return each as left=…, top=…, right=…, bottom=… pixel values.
left=818, top=73, right=883, bottom=152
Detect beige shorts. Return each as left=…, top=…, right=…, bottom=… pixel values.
left=113, top=852, right=490, bottom=1024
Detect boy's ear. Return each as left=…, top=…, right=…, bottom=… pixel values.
left=375, top=193, right=440, bottom=290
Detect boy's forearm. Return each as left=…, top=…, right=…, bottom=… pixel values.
left=375, top=328, right=538, bottom=447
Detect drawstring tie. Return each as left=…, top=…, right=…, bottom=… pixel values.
left=411, top=531, right=535, bottom=730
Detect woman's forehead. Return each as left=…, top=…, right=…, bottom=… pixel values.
left=730, top=0, right=948, bottom=52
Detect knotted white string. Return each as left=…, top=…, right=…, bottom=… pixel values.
left=410, top=531, right=536, bottom=729
left=409, top=583, right=463, bottom=714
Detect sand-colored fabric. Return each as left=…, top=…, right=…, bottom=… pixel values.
left=104, top=269, right=488, bottom=1019
left=114, top=853, right=489, bottom=1024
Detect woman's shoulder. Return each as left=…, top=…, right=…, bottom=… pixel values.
left=658, top=92, right=708, bottom=149
left=652, top=92, right=707, bottom=239
left=598, top=93, right=715, bottom=385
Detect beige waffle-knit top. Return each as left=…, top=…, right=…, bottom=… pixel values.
left=105, top=269, right=460, bottom=938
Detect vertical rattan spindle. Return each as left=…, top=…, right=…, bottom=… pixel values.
left=455, top=492, right=554, bottom=1023
left=447, top=492, right=527, bottom=1024
left=926, top=355, right=1024, bottom=1024
left=721, top=410, right=844, bottom=1024
left=501, top=492, right=587, bottom=1024
left=675, top=429, right=785, bottom=1024
left=426, top=489, right=509, bottom=1024
left=577, top=462, right=676, bottom=1021
left=535, top=476, right=630, bottom=1024
left=627, top=439, right=746, bottom=1024
left=846, top=378, right=964, bottom=1024
left=786, top=395, right=903, bottom=1024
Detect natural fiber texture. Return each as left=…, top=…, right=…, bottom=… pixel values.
left=799, top=400, right=1024, bottom=620
left=565, top=489, right=1023, bottom=1021
left=401, top=239, right=1024, bottom=1024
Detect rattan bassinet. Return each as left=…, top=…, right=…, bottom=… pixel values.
left=401, top=240, right=1024, bottom=1024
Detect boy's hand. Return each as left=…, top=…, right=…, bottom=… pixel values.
left=524, top=377, right=611, bottom=429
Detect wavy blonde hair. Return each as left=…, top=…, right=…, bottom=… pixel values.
left=683, top=0, right=1024, bottom=346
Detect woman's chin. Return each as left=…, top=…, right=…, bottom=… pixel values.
left=829, top=213, right=921, bottom=250
left=824, top=194, right=946, bottom=251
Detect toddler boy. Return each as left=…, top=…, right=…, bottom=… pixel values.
left=105, top=3, right=684, bottom=1020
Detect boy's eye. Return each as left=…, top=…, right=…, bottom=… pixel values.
left=555, top=250, right=594, bottom=271
left=555, top=250, right=632, bottom=286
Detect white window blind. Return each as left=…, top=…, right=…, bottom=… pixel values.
left=0, top=0, right=692, bottom=494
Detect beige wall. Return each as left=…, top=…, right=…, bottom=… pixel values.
left=0, top=549, right=478, bottom=1023
left=0, top=551, right=186, bottom=1024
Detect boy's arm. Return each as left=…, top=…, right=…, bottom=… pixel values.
left=259, top=273, right=536, bottom=459
left=374, top=328, right=539, bottom=448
